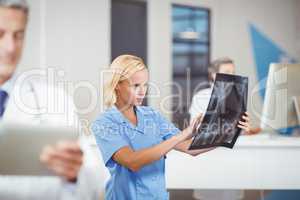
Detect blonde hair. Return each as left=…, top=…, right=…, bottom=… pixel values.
left=104, top=55, right=147, bottom=108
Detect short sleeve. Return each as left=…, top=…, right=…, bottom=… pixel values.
left=92, top=119, right=129, bottom=166
left=153, top=109, right=180, bottom=140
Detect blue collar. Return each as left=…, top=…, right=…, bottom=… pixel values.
left=110, top=105, right=146, bottom=134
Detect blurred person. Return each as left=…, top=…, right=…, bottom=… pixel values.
left=189, top=57, right=261, bottom=200
left=0, top=0, right=108, bottom=199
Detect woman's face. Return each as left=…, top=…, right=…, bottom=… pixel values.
left=116, top=68, right=149, bottom=107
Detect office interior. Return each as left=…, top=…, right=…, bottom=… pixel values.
left=10, top=0, right=300, bottom=199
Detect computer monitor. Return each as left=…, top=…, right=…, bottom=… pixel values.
left=261, top=63, right=300, bottom=135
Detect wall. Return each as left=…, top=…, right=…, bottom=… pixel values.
left=19, top=0, right=110, bottom=128
left=19, top=0, right=300, bottom=128
left=149, top=0, right=300, bottom=125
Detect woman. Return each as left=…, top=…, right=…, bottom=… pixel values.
left=190, top=57, right=260, bottom=200
left=92, top=55, right=250, bottom=200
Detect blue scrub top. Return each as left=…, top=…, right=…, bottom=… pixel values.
left=92, top=106, right=180, bottom=200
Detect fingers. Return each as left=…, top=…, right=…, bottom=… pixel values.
left=47, top=141, right=82, bottom=165
left=238, top=117, right=250, bottom=129
left=237, top=124, right=247, bottom=129
left=41, top=153, right=82, bottom=181
left=242, top=115, right=250, bottom=123
left=197, top=113, right=203, bottom=119
left=57, top=142, right=83, bottom=164
left=196, top=114, right=203, bottom=123
left=238, top=120, right=249, bottom=127
left=39, top=140, right=83, bottom=181
left=237, top=123, right=250, bottom=133
left=191, top=114, right=203, bottom=124
left=237, top=125, right=250, bottom=132
left=196, top=115, right=203, bottom=125
left=190, top=114, right=204, bottom=133
left=49, top=149, right=83, bottom=165
left=56, top=140, right=82, bottom=154
left=190, top=118, right=197, bottom=128
left=40, top=145, right=83, bottom=169
left=47, top=159, right=80, bottom=181
left=189, top=120, right=198, bottom=134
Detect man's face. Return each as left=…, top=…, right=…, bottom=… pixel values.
left=0, top=7, right=27, bottom=82
left=218, top=63, right=235, bottom=75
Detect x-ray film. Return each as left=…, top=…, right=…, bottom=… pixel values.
left=189, top=73, right=248, bottom=150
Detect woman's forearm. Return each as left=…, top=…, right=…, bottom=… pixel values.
left=113, top=130, right=189, bottom=172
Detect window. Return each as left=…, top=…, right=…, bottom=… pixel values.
left=172, top=4, right=211, bottom=128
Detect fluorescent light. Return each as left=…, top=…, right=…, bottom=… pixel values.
left=177, top=31, right=200, bottom=40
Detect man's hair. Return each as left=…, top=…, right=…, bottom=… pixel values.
left=209, top=57, right=234, bottom=74
left=0, top=0, right=29, bottom=14
left=208, top=57, right=234, bottom=81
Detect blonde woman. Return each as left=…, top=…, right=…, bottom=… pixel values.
left=92, top=55, right=250, bottom=200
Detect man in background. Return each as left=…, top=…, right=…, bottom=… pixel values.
left=0, top=0, right=108, bottom=199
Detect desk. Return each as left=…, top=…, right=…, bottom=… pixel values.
left=166, top=133, right=300, bottom=190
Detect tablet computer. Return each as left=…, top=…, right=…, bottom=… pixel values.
left=0, top=122, right=78, bottom=176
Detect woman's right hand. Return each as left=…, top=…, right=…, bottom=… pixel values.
left=179, top=114, right=203, bottom=141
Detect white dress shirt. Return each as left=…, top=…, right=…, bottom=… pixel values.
left=189, top=87, right=213, bottom=121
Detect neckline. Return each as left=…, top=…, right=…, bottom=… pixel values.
left=113, top=105, right=140, bottom=129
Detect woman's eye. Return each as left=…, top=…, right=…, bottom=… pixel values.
left=130, top=84, right=139, bottom=89
left=131, top=83, right=148, bottom=89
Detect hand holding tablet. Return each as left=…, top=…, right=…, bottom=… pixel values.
left=0, top=122, right=78, bottom=176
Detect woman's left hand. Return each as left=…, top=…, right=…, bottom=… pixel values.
left=237, top=112, right=251, bottom=134
left=238, top=112, right=262, bottom=135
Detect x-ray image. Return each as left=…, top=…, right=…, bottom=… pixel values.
left=189, top=73, right=248, bottom=150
